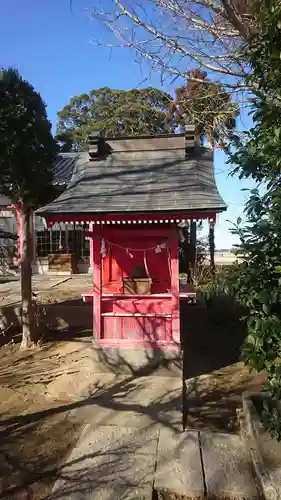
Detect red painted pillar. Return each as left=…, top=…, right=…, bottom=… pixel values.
left=171, top=234, right=180, bottom=344
left=89, top=222, right=93, bottom=273
left=93, top=232, right=102, bottom=342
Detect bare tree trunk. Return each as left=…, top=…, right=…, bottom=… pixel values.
left=206, top=134, right=214, bottom=150
left=20, top=205, right=34, bottom=348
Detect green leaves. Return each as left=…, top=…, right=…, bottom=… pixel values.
left=224, top=0, right=281, bottom=441
left=56, top=87, right=175, bottom=152
left=274, top=127, right=280, bottom=139
left=0, top=68, right=57, bottom=207
left=56, top=73, right=239, bottom=152
left=262, top=303, right=270, bottom=314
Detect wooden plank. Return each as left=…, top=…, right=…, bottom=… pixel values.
left=170, top=236, right=180, bottom=343
left=82, top=292, right=195, bottom=298
left=93, top=233, right=102, bottom=340
left=103, top=293, right=172, bottom=298
left=85, top=228, right=176, bottom=239
left=103, top=315, right=172, bottom=341
left=102, top=313, right=172, bottom=318
left=102, top=297, right=172, bottom=315
left=82, top=292, right=172, bottom=299
left=107, top=135, right=184, bottom=152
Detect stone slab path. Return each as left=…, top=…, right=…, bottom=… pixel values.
left=51, top=426, right=260, bottom=499
left=50, top=374, right=260, bottom=500
left=51, top=425, right=159, bottom=500
left=154, top=428, right=204, bottom=498
left=201, top=432, right=260, bottom=499
left=67, top=374, right=182, bottom=432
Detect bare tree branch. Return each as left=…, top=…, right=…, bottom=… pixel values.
left=89, top=0, right=256, bottom=93
left=220, top=0, right=250, bottom=37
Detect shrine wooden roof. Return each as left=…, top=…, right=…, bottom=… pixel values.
left=0, top=153, right=77, bottom=210
left=52, top=152, right=78, bottom=186
left=36, top=133, right=227, bottom=219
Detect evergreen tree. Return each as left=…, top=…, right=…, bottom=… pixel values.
left=0, top=68, right=57, bottom=347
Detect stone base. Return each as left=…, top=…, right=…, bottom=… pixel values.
left=201, top=431, right=260, bottom=499
left=90, top=342, right=183, bottom=376
left=241, top=391, right=281, bottom=500
left=154, top=429, right=204, bottom=498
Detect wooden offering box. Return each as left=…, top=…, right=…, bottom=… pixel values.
left=123, top=277, right=152, bottom=295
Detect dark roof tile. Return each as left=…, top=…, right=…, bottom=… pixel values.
left=52, top=153, right=80, bottom=186
left=37, top=147, right=226, bottom=216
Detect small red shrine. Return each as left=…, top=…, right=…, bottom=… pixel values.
left=36, top=128, right=226, bottom=349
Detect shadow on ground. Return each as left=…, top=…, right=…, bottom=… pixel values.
left=181, top=297, right=247, bottom=379
left=0, top=294, right=265, bottom=499
left=0, top=366, right=264, bottom=499
left=0, top=372, right=181, bottom=499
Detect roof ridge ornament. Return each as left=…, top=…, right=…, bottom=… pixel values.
left=88, top=130, right=105, bottom=161
left=185, top=125, right=196, bottom=153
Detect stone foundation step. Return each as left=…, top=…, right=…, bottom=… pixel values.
left=89, top=344, right=183, bottom=376
left=155, top=430, right=261, bottom=500
left=200, top=431, right=261, bottom=499
left=154, top=429, right=204, bottom=498
left=239, top=393, right=281, bottom=500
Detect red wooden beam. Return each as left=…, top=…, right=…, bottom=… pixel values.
left=84, top=227, right=175, bottom=239
left=44, top=211, right=218, bottom=227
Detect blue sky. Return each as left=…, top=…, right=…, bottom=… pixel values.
left=1, top=0, right=256, bottom=248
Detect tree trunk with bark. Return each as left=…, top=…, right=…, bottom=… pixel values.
left=20, top=205, right=35, bottom=348
left=206, top=134, right=214, bottom=150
